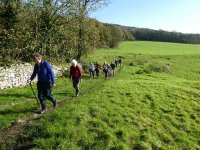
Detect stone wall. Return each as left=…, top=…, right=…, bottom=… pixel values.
left=0, top=63, right=64, bottom=89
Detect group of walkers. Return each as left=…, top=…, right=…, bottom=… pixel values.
left=27, top=53, right=122, bottom=114
left=88, top=58, right=122, bottom=79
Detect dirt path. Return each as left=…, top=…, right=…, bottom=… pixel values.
left=0, top=66, right=122, bottom=149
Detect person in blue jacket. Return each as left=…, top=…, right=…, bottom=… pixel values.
left=28, top=53, right=57, bottom=113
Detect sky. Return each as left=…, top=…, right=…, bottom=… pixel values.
left=90, top=0, right=200, bottom=34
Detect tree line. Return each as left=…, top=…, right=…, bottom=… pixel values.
left=1, top=1, right=200, bottom=66
left=0, top=0, right=130, bottom=66
left=117, top=24, right=200, bottom=44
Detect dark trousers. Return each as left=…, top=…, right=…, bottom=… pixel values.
left=89, top=69, right=95, bottom=78
left=115, top=62, right=118, bottom=67
left=104, top=70, right=108, bottom=78
left=95, top=69, right=100, bottom=77
left=72, top=77, right=80, bottom=95
left=37, top=82, right=56, bottom=110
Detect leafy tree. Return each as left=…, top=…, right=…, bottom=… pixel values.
left=72, top=0, right=110, bottom=61
left=121, top=27, right=135, bottom=41
left=24, top=0, right=75, bottom=60
left=108, top=24, right=124, bottom=48
left=0, top=0, right=23, bottom=65
left=0, top=0, right=112, bottom=65
left=96, top=21, right=112, bottom=48
left=0, top=0, right=22, bottom=29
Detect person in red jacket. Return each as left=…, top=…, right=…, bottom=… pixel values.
left=69, top=59, right=82, bottom=97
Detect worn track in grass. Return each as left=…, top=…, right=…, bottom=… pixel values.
left=0, top=66, right=122, bottom=149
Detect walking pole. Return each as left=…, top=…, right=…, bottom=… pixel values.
left=29, top=83, right=40, bottom=108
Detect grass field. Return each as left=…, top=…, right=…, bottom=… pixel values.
left=0, top=41, right=200, bottom=149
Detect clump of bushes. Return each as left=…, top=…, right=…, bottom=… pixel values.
left=129, top=62, right=137, bottom=66
left=135, top=62, right=171, bottom=74
left=129, top=55, right=150, bottom=67
left=135, top=56, right=149, bottom=66
left=129, top=55, right=171, bottom=74
left=148, top=62, right=171, bottom=73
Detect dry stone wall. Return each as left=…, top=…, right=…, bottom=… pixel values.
left=0, top=63, right=64, bottom=89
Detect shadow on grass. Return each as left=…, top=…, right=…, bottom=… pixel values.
left=0, top=107, right=36, bottom=115
left=56, top=91, right=71, bottom=95
left=55, top=91, right=73, bottom=97
left=0, top=93, right=33, bottom=99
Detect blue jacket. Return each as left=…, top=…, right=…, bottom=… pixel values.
left=30, top=60, right=55, bottom=84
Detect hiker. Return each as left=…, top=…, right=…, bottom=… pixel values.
left=28, top=53, right=57, bottom=114
left=115, top=59, right=118, bottom=67
left=110, top=62, right=116, bottom=75
left=107, top=64, right=113, bottom=77
left=119, top=58, right=122, bottom=66
left=103, top=61, right=109, bottom=79
left=94, top=62, right=101, bottom=77
left=89, top=62, right=95, bottom=79
left=69, top=59, right=82, bottom=97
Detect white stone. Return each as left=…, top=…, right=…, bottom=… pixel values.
left=0, top=63, right=64, bottom=90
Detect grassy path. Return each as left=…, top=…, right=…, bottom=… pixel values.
left=0, top=66, right=122, bottom=149
left=0, top=41, right=200, bottom=149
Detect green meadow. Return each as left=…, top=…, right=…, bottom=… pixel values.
left=0, top=41, right=200, bottom=149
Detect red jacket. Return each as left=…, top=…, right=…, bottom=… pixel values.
left=70, top=66, right=82, bottom=78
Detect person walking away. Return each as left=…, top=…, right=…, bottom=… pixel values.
left=115, top=59, right=118, bottom=67
left=70, top=59, right=82, bottom=97
left=103, top=61, right=109, bottom=79
left=119, top=58, right=122, bottom=66
left=110, top=62, right=116, bottom=76
left=89, top=62, right=95, bottom=79
left=107, top=64, right=112, bottom=77
left=94, top=62, right=101, bottom=77
left=28, top=53, right=57, bottom=114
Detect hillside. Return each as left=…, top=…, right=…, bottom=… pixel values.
left=0, top=41, right=200, bottom=149
left=111, top=23, right=200, bottom=44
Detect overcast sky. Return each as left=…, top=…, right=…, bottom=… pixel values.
left=90, top=0, right=200, bottom=34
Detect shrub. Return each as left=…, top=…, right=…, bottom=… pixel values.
left=129, top=63, right=137, bottom=66
left=134, top=56, right=149, bottom=66
left=148, top=63, right=171, bottom=73
left=135, top=69, right=145, bottom=74
left=135, top=62, right=171, bottom=74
